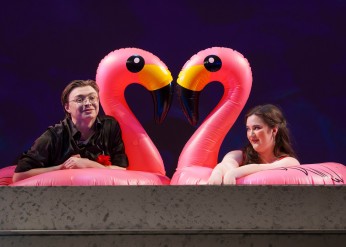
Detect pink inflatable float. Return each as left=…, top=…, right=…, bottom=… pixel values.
left=8, top=48, right=173, bottom=186
left=171, top=47, right=346, bottom=185
left=0, top=165, right=16, bottom=186
left=171, top=162, right=345, bottom=185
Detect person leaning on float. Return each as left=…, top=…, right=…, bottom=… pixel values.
left=12, top=79, right=128, bottom=182
left=208, top=104, right=300, bottom=185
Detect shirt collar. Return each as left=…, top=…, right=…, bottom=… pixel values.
left=65, top=117, right=102, bottom=140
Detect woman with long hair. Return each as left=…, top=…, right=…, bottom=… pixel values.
left=208, top=104, right=300, bottom=185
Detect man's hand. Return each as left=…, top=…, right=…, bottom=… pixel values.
left=61, top=154, right=89, bottom=169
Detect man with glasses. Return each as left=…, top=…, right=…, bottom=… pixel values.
left=13, top=80, right=128, bottom=182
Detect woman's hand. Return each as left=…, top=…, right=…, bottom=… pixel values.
left=207, top=150, right=243, bottom=185
left=223, top=170, right=237, bottom=185
left=207, top=169, right=224, bottom=185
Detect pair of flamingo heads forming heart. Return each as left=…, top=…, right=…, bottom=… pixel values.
left=96, top=47, right=252, bottom=173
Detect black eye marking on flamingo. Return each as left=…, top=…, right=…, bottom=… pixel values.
left=126, top=55, right=145, bottom=73
left=204, top=55, right=222, bottom=72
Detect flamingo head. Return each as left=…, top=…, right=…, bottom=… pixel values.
left=176, top=47, right=252, bottom=126
left=96, top=48, right=173, bottom=124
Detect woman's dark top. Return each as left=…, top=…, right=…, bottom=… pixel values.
left=15, top=115, right=128, bottom=173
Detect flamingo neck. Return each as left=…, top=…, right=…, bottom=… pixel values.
left=107, top=95, right=143, bottom=132
left=177, top=85, right=249, bottom=169
left=103, top=92, right=165, bottom=175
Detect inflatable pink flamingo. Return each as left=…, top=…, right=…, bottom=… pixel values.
left=170, top=47, right=252, bottom=184
left=96, top=48, right=172, bottom=176
left=171, top=47, right=346, bottom=185
left=8, top=48, right=172, bottom=186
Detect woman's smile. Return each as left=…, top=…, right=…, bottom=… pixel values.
left=246, top=115, right=275, bottom=153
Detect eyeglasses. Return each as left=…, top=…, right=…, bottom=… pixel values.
left=69, top=95, right=99, bottom=104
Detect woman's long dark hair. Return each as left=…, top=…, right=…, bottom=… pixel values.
left=242, top=104, right=297, bottom=165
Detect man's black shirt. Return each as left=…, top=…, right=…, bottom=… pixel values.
left=15, top=115, right=128, bottom=173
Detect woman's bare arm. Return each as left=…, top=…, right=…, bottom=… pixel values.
left=223, top=157, right=300, bottom=184
left=207, top=150, right=243, bottom=184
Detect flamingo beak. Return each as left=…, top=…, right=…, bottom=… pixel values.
left=177, top=65, right=210, bottom=126
left=176, top=84, right=200, bottom=126
left=139, top=64, right=173, bottom=124
left=151, top=83, right=173, bottom=124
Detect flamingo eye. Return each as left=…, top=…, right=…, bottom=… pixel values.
left=204, top=55, right=222, bottom=72
left=126, top=55, right=145, bottom=73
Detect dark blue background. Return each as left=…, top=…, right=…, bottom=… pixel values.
left=1, top=0, right=345, bottom=177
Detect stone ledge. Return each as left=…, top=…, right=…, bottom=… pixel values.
left=1, top=229, right=346, bottom=236
left=1, top=233, right=346, bottom=247
left=1, top=186, right=345, bottom=233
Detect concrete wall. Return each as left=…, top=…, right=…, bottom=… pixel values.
left=1, top=186, right=345, bottom=246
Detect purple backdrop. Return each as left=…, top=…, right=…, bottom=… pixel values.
left=1, top=0, right=345, bottom=177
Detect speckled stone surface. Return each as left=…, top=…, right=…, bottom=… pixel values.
left=0, top=186, right=345, bottom=233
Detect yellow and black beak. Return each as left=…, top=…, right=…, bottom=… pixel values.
left=131, top=59, right=173, bottom=124
left=176, top=64, right=211, bottom=126
left=176, top=85, right=200, bottom=126
left=151, top=83, right=173, bottom=124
